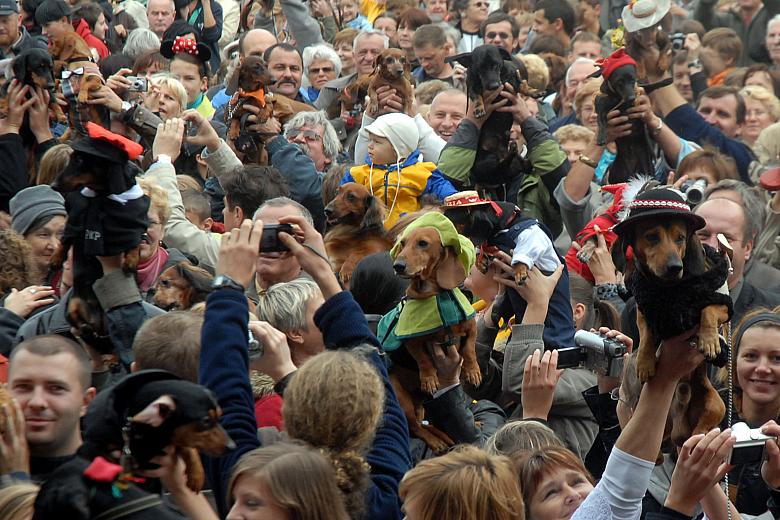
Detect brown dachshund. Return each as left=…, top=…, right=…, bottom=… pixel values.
left=152, top=262, right=214, bottom=311
left=368, top=48, right=413, bottom=115
left=323, top=183, right=393, bottom=286
left=391, top=224, right=482, bottom=452
left=618, top=216, right=730, bottom=447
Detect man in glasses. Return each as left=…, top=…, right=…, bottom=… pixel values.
left=480, top=11, right=521, bottom=55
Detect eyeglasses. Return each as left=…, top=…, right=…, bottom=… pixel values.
left=62, top=67, right=85, bottom=79
left=486, top=31, right=511, bottom=39
left=287, top=129, right=322, bottom=141
left=309, top=66, right=334, bottom=75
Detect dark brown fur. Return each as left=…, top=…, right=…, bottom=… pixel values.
left=152, top=262, right=214, bottom=311
left=630, top=219, right=728, bottom=443
left=323, top=183, right=392, bottom=285
left=367, top=48, right=413, bottom=115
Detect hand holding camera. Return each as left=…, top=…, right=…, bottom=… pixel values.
left=247, top=320, right=296, bottom=382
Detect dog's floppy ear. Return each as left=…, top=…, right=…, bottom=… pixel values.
left=497, top=47, right=513, bottom=61
left=683, top=229, right=707, bottom=278
left=131, top=395, right=176, bottom=427
left=226, top=65, right=240, bottom=94
left=436, top=246, right=467, bottom=290
left=360, top=194, right=385, bottom=231
left=447, top=52, right=471, bottom=68
left=177, top=262, right=214, bottom=303
left=12, top=55, right=26, bottom=82
left=611, top=233, right=629, bottom=273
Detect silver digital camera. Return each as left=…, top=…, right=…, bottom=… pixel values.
left=729, top=421, right=774, bottom=465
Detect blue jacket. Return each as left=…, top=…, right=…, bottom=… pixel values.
left=200, top=288, right=412, bottom=519
left=664, top=103, right=755, bottom=184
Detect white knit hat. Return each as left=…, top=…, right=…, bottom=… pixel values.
left=365, top=113, right=419, bottom=161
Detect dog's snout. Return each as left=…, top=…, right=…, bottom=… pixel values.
left=393, top=259, right=407, bottom=274
left=324, top=205, right=333, bottom=216
left=665, top=257, right=683, bottom=278
left=486, top=81, right=501, bottom=91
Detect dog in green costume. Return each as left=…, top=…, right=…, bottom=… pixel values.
left=382, top=211, right=482, bottom=394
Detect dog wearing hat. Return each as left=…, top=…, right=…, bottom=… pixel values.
left=619, top=0, right=673, bottom=82
left=379, top=212, right=482, bottom=451
left=613, top=186, right=732, bottom=445
left=51, top=123, right=150, bottom=358
left=442, top=191, right=576, bottom=350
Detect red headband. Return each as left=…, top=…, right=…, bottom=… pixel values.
left=596, top=49, right=637, bottom=80
left=171, top=36, right=199, bottom=57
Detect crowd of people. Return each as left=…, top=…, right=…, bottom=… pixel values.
left=0, top=0, right=780, bottom=517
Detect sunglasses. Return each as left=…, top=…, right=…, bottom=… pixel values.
left=309, top=66, right=334, bottom=75
left=62, top=67, right=85, bottom=79
left=287, top=129, right=322, bottom=141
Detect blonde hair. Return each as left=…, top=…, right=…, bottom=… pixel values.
left=739, top=85, right=780, bottom=121
left=37, top=144, right=74, bottom=185
left=0, top=481, right=39, bottom=520
left=177, top=174, right=203, bottom=192
left=400, top=446, right=524, bottom=520
left=154, top=75, right=188, bottom=112
left=282, top=350, right=384, bottom=518
left=554, top=124, right=595, bottom=145
left=574, top=77, right=602, bottom=116
left=138, top=178, right=172, bottom=226
left=229, top=442, right=350, bottom=520
left=518, top=54, right=550, bottom=92
left=485, top=420, right=563, bottom=455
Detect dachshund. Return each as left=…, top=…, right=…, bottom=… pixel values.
left=367, top=48, right=413, bottom=115
left=49, top=32, right=107, bottom=133
left=0, top=48, right=67, bottom=123
left=50, top=123, right=149, bottom=357
left=389, top=222, right=482, bottom=452
left=33, top=370, right=235, bottom=520
left=323, top=182, right=393, bottom=286
left=613, top=188, right=732, bottom=447
left=152, top=262, right=214, bottom=311
left=225, top=55, right=314, bottom=162
left=450, top=45, right=533, bottom=189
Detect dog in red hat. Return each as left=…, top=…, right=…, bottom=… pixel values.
left=590, top=48, right=673, bottom=183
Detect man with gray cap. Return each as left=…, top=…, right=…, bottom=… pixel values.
left=0, top=0, right=47, bottom=59
left=10, top=185, right=67, bottom=276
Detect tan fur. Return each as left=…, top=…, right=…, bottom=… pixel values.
left=367, top=48, right=413, bottom=115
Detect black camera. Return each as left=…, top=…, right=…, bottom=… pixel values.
left=555, top=330, right=628, bottom=377
left=670, top=33, right=686, bottom=52
left=260, top=223, right=293, bottom=253
left=680, top=178, right=707, bottom=205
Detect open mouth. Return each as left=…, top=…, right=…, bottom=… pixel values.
left=749, top=378, right=777, bottom=386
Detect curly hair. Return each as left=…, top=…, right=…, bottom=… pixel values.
left=282, top=349, right=384, bottom=518
left=0, top=230, right=38, bottom=295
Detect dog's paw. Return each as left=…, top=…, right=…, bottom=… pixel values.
left=636, top=360, right=656, bottom=383
left=474, top=107, right=486, bottom=119
left=419, top=373, right=440, bottom=394
left=461, top=366, right=483, bottom=388
left=697, top=332, right=721, bottom=360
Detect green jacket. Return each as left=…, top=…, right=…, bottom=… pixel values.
left=437, top=117, right=567, bottom=237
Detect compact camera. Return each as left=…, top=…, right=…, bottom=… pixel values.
left=555, top=330, right=628, bottom=377
left=670, top=33, right=686, bottom=52
left=127, top=76, right=148, bottom=92
left=680, top=178, right=708, bottom=205
left=729, top=421, right=775, bottom=465
left=248, top=329, right=264, bottom=358
left=260, top=224, right=293, bottom=253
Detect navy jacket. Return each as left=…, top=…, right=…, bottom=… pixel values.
left=200, top=288, right=412, bottom=519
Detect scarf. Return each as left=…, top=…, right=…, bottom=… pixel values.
left=136, top=246, right=169, bottom=292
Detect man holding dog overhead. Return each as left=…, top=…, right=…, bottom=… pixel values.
left=0, top=0, right=47, bottom=59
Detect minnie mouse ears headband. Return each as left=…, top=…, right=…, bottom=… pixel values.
left=160, top=36, right=212, bottom=64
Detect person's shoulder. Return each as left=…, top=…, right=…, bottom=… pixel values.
left=740, top=278, right=780, bottom=308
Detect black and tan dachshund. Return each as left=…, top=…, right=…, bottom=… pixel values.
left=450, top=45, right=532, bottom=189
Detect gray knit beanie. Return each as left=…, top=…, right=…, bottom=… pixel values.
left=10, top=185, right=67, bottom=236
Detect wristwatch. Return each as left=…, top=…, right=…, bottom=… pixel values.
left=688, top=59, right=702, bottom=69
left=121, top=100, right=133, bottom=112
left=211, top=274, right=245, bottom=292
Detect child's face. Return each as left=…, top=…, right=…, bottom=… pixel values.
left=185, top=209, right=212, bottom=231
left=339, top=0, right=358, bottom=21
left=367, top=132, right=397, bottom=164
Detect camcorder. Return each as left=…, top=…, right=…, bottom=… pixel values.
left=680, top=178, right=708, bottom=205
left=555, top=330, right=628, bottom=377
left=729, top=422, right=776, bottom=465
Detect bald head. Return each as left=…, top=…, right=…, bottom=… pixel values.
left=428, top=89, right=467, bottom=141
left=241, top=29, right=278, bottom=58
